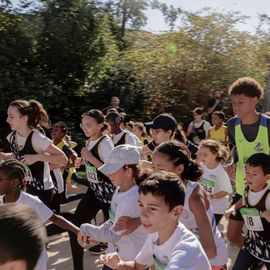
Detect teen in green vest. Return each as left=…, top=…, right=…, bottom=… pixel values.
left=226, top=77, right=270, bottom=248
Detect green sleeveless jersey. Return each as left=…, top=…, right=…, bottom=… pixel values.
left=235, top=115, right=270, bottom=195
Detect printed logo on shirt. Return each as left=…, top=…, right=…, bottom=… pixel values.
left=254, top=142, right=264, bottom=153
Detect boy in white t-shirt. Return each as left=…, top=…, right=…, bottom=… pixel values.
left=77, top=145, right=147, bottom=268
left=0, top=203, right=47, bottom=270
left=96, top=171, right=211, bottom=270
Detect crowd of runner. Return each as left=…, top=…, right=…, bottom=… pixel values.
left=0, top=76, right=270, bottom=270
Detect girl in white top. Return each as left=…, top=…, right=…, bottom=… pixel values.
left=186, top=107, right=211, bottom=145
left=0, top=99, right=67, bottom=206
left=78, top=144, right=147, bottom=267
left=152, top=140, right=228, bottom=270
left=0, top=160, right=79, bottom=270
left=197, top=139, right=232, bottom=224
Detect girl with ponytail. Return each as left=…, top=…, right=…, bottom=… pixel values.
left=152, top=140, right=228, bottom=270
left=0, top=99, right=67, bottom=206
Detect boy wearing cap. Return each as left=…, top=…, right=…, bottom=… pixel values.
left=77, top=145, right=147, bottom=268
left=143, top=113, right=178, bottom=158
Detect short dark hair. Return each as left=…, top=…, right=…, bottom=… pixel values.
left=106, top=111, right=123, bottom=124
left=0, top=160, right=27, bottom=189
left=193, top=107, right=204, bottom=115
left=139, top=171, right=185, bottom=210
left=246, top=153, right=270, bottom=175
left=228, top=77, right=264, bottom=99
left=0, top=203, right=46, bottom=270
left=212, top=111, right=225, bottom=121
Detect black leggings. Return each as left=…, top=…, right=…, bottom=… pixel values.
left=233, top=248, right=270, bottom=270
left=68, top=188, right=110, bottom=270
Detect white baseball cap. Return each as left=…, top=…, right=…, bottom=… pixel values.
left=99, top=144, right=141, bottom=175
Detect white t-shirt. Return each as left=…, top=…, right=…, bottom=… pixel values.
left=80, top=185, right=147, bottom=261
left=200, top=163, right=232, bottom=214
left=85, top=135, right=114, bottom=163
left=113, top=130, right=141, bottom=147
left=135, top=223, right=211, bottom=270
left=7, top=130, right=54, bottom=190
left=0, top=192, right=53, bottom=270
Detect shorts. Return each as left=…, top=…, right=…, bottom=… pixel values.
left=229, top=192, right=244, bottom=221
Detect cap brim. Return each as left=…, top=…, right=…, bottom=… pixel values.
left=98, top=163, right=123, bottom=175
left=144, top=121, right=154, bottom=128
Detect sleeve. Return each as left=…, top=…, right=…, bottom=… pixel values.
left=99, top=137, right=114, bottom=163
left=33, top=197, right=53, bottom=222
left=215, top=167, right=232, bottom=193
left=226, top=118, right=236, bottom=146
left=32, top=131, right=52, bottom=153
left=166, top=242, right=210, bottom=270
left=203, top=121, right=212, bottom=136
left=135, top=235, right=154, bottom=267
left=80, top=221, right=121, bottom=243
left=126, top=133, right=142, bottom=147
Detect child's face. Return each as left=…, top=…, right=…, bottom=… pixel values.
left=211, top=114, right=222, bottom=126
left=197, top=146, right=217, bottom=166
left=107, top=167, right=131, bottom=188
left=151, top=129, right=171, bottom=145
left=231, top=94, right=258, bottom=118
left=0, top=171, right=12, bottom=196
left=51, top=126, right=65, bottom=141
left=138, top=192, right=181, bottom=233
left=152, top=152, right=183, bottom=176
left=81, top=115, right=102, bottom=138
left=245, top=164, right=268, bottom=192
left=6, top=106, right=27, bottom=131
left=132, top=126, right=142, bottom=139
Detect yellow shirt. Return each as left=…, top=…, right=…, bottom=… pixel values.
left=209, top=125, right=227, bottom=144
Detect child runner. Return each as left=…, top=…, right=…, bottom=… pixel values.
left=152, top=140, right=228, bottom=269
left=226, top=77, right=270, bottom=249
left=225, top=153, right=270, bottom=269
left=0, top=203, right=47, bottom=270
left=0, top=160, right=79, bottom=270
left=105, top=112, right=141, bottom=147
left=197, top=139, right=232, bottom=224
left=77, top=145, right=147, bottom=270
left=208, top=111, right=228, bottom=145
left=51, top=121, right=81, bottom=203
left=70, top=109, right=115, bottom=270
left=132, top=122, right=149, bottom=145
left=0, top=99, right=67, bottom=206
left=96, top=171, right=211, bottom=270
left=187, top=107, right=212, bottom=145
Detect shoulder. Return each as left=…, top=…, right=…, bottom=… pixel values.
left=203, top=121, right=211, bottom=128
left=32, top=130, right=52, bottom=143
left=227, top=116, right=238, bottom=128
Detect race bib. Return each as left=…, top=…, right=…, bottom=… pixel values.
left=201, top=178, right=215, bottom=195
left=240, top=208, right=264, bottom=231
left=85, top=163, right=99, bottom=183
left=109, top=208, right=116, bottom=222
left=153, top=255, right=166, bottom=270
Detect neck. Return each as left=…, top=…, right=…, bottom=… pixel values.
left=90, top=132, right=103, bottom=141
left=114, top=127, right=122, bottom=135
left=4, top=190, right=20, bottom=203
left=119, top=178, right=135, bottom=192
left=241, top=111, right=259, bottom=125
left=250, top=183, right=267, bottom=192
left=214, top=123, right=222, bottom=130
left=17, top=126, right=32, bottom=137
left=206, top=161, right=218, bottom=170
left=157, top=221, right=178, bottom=245
left=53, top=138, right=63, bottom=145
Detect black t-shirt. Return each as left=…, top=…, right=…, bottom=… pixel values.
left=207, top=98, right=223, bottom=112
